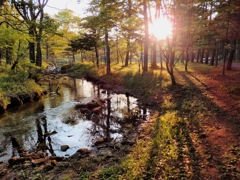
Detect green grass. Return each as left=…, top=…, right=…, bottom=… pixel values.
left=0, top=61, right=42, bottom=109
left=2, top=61, right=234, bottom=179
left=65, top=61, right=224, bottom=179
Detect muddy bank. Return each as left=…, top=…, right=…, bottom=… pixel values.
left=0, top=92, right=42, bottom=114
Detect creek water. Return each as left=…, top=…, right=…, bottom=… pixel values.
left=0, top=76, right=148, bottom=162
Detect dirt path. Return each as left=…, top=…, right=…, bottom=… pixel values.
left=176, top=65, right=240, bottom=179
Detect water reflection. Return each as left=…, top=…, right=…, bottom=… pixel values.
left=35, top=116, right=56, bottom=156
left=0, top=77, right=149, bottom=162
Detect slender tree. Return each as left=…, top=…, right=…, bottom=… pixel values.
left=88, top=0, right=122, bottom=75
left=143, top=0, right=149, bottom=73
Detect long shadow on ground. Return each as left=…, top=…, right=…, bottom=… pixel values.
left=174, top=68, right=240, bottom=179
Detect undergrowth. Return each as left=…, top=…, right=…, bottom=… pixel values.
left=2, top=61, right=238, bottom=179
left=0, top=60, right=42, bottom=109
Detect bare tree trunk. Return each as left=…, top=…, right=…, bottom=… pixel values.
left=200, top=49, right=204, bottom=63
left=185, top=48, right=189, bottom=72
left=72, top=52, right=75, bottom=62
left=143, top=0, right=149, bottom=73
left=151, top=37, right=157, bottom=68
left=205, top=49, right=209, bottom=64
left=46, top=42, right=49, bottom=62
left=196, top=49, right=200, bottom=62
left=125, top=38, right=130, bottom=66
left=210, top=48, right=216, bottom=66
left=36, top=35, right=42, bottom=66
left=116, top=36, right=119, bottom=64
left=29, top=28, right=35, bottom=64
left=191, top=51, right=195, bottom=62
left=105, top=31, right=110, bottom=75
left=222, top=0, right=231, bottom=75
left=227, top=39, right=237, bottom=70
left=0, top=48, right=2, bottom=65
left=95, top=46, right=99, bottom=68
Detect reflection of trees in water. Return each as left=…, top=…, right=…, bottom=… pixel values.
left=35, top=116, right=56, bottom=156
left=0, top=102, right=45, bottom=158
left=10, top=137, right=24, bottom=157
left=89, top=92, right=147, bottom=143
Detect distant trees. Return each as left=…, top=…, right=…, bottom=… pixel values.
left=67, top=33, right=97, bottom=63
left=51, top=10, right=81, bottom=62
left=1, top=0, right=239, bottom=81
left=86, top=0, right=123, bottom=75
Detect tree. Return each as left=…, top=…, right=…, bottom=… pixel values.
left=88, top=0, right=122, bottom=75
left=149, top=0, right=161, bottom=69
left=120, top=0, right=142, bottom=67
left=0, top=3, right=29, bottom=65
left=51, top=10, right=81, bottom=63
left=142, top=0, right=149, bottom=73
left=40, top=14, right=59, bottom=62
left=67, top=33, right=97, bottom=62
left=12, top=0, right=49, bottom=66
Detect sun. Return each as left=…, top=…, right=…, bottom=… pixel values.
left=149, top=17, right=172, bottom=40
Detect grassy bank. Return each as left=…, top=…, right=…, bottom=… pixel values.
left=2, top=61, right=239, bottom=179
left=0, top=61, right=43, bottom=110
left=62, top=61, right=240, bottom=179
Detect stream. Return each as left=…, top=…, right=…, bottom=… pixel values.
left=0, top=76, right=149, bottom=162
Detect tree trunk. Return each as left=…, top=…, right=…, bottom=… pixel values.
left=105, top=31, right=111, bottom=75
left=222, top=0, right=231, bottom=75
left=210, top=49, right=216, bottom=66
left=116, top=36, right=119, bottom=64
left=226, top=39, right=237, bottom=70
left=181, top=50, right=185, bottom=63
left=29, top=29, right=35, bottom=64
left=72, top=52, right=75, bottom=62
left=191, top=51, right=195, bottom=62
left=143, top=0, right=149, bottom=73
left=200, top=49, right=204, bottom=63
left=46, top=42, right=49, bottom=62
left=0, top=48, right=2, bottom=65
left=159, top=49, right=163, bottom=70
left=185, top=49, right=189, bottom=72
left=196, top=49, right=200, bottom=62
left=205, top=50, right=209, bottom=64
left=166, top=50, right=176, bottom=86
left=125, top=38, right=130, bottom=67
left=171, top=58, right=176, bottom=85
left=130, top=51, right=133, bottom=64
left=95, top=46, right=99, bottom=68
left=36, top=35, right=42, bottom=67
left=151, top=37, right=157, bottom=68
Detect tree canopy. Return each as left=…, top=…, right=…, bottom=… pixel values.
left=0, top=0, right=240, bottom=81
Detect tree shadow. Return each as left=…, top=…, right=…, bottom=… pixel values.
left=173, top=68, right=240, bottom=179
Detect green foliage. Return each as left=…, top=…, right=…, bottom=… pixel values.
left=67, top=62, right=99, bottom=79
left=96, top=165, right=123, bottom=180
left=60, top=64, right=72, bottom=73
left=0, top=62, right=42, bottom=109
left=68, top=33, right=97, bottom=53
left=123, top=71, right=168, bottom=105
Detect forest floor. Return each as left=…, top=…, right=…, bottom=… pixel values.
left=0, top=62, right=240, bottom=179
left=172, top=64, right=240, bottom=179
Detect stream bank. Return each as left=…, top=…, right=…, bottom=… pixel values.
left=0, top=73, right=151, bottom=180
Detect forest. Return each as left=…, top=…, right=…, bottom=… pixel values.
left=0, top=0, right=240, bottom=180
